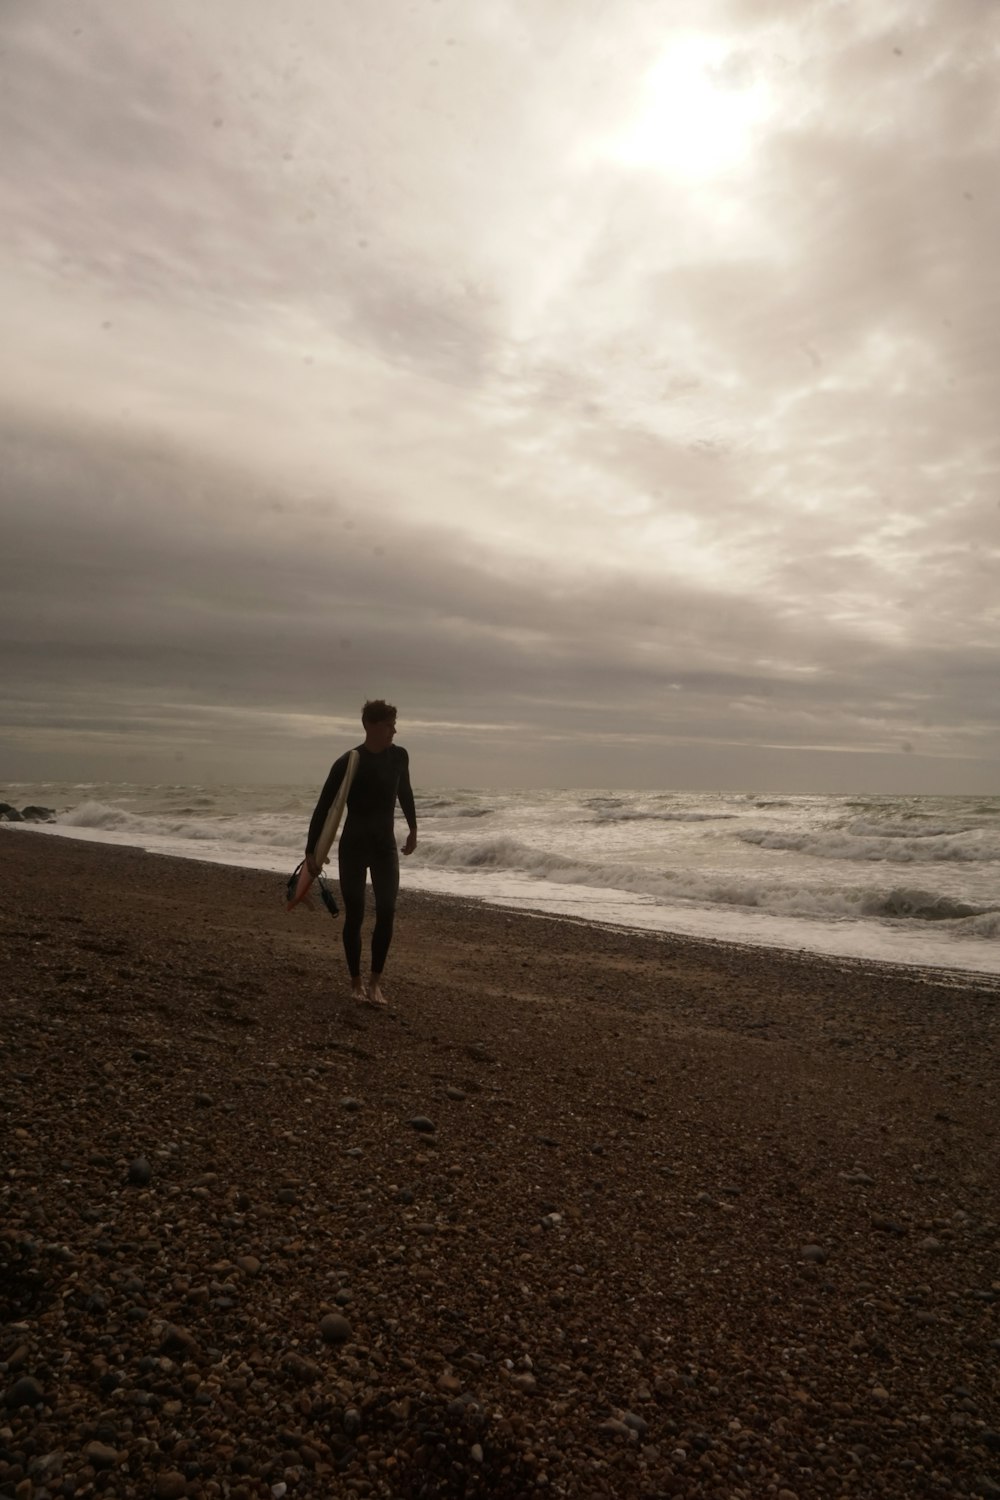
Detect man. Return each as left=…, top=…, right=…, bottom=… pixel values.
left=305, top=699, right=417, bottom=1007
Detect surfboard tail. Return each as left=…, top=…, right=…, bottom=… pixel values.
left=286, top=863, right=316, bottom=912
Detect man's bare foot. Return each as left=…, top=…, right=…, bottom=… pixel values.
left=367, top=977, right=389, bottom=1008
left=350, top=978, right=368, bottom=1003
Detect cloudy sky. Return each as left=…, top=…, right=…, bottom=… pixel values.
left=2, top=0, right=998, bottom=793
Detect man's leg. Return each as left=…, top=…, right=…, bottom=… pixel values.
left=367, top=840, right=400, bottom=1006
left=337, top=837, right=368, bottom=999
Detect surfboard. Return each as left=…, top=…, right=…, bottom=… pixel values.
left=286, top=749, right=360, bottom=911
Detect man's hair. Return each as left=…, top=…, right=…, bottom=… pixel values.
left=362, top=699, right=397, bottom=725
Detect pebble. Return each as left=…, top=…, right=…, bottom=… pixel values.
left=160, top=1326, right=199, bottom=1356
left=3, top=1378, right=44, bottom=1410
left=872, top=1214, right=906, bottom=1235
left=84, top=1441, right=120, bottom=1469
left=340, top=1097, right=362, bottom=1111
left=407, top=1116, right=436, bottom=1133
left=127, top=1157, right=151, bottom=1186
left=155, top=1472, right=188, bottom=1499
left=801, top=1243, right=828, bottom=1263
left=319, top=1312, right=352, bottom=1343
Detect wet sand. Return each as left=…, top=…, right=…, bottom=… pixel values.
left=2, top=831, right=998, bottom=1498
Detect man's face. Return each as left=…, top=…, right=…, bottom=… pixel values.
left=367, top=715, right=397, bottom=751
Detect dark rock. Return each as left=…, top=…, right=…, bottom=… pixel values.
left=407, top=1116, right=436, bottom=1133
left=4, top=1376, right=44, bottom=1410
left=155, top=1472, right=188, bottom=1499
left=159, top=1326, right=199, bottom=1356
left=84, top=1441, right=120, bottom=1469
left=319, top=1312, right=352, bottom=1343
left=282, top=1354, right=322, bottom=1383
left=465, top=1044, right=496, bottom=1064
left=22, top=806, right=56, bottom=822
left=127, top=1157, right=152, bottom=1187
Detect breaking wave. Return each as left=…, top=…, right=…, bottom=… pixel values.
left=738, top=826, right=999, bottom=864
left=418, top=834, right=999, bottom=932
left=591, top=810, right=737, bottom=824
left=59, top=800, right=297, bottom=850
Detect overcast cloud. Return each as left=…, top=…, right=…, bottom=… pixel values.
left=2, top=0, right=998, bottom=791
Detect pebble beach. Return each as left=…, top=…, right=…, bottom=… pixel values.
left=2, top=832, right=998, bottom=1499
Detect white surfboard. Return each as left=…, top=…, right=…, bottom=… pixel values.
left=287, top=749, right=360, bottom=911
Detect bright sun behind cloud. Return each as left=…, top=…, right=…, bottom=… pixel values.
left=606, top=36, right=773, bottom=179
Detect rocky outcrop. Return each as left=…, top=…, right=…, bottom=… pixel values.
left=0, top=803, right=56, bottom=823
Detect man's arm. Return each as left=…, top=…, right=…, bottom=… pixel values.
left=397, top=749, right=417, bottom=855
left=305, top=754, right=349, bottom=869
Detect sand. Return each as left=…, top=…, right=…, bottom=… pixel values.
left=1, top=831, right=998, bottom=1499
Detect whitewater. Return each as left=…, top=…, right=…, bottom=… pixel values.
left=4, top=781, right=1000, bottom=979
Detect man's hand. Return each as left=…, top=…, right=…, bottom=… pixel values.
left=305, top=852, right=320, bottom=878
left=402, top=829, right=418, bottom=857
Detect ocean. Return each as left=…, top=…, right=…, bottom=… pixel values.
left=3, top=781, right=1000, bottom=979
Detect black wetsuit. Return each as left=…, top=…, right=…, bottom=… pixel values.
left=306, top=745, right=417, bottom=977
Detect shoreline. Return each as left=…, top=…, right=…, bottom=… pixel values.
left=2, top=834, right=998, bottom=1498
left=8, top=822, right=1000, bottom=992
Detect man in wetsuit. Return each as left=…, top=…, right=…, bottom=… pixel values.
left=305, top=699, right=417, bottom=1007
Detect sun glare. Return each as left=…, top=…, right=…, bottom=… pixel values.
left=607, top=37, right=772, bottom=179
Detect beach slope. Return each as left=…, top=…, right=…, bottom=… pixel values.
left=1, top=833, right=998, bottom=1498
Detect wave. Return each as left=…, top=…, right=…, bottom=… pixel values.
left=425, top=806, right=494, bottom=819
left=592, top=810, right=737, bottom=824
left=417, top=834, right=997, bottom=935
left=420, top=797, right=493, bottom=818
left=845, top=817, right=980, bottom=839
left=738, top=826, right=999, bottom=865
left=59, top=800, right=299, bottom=850
left=859, top=888, right=997, bottom=922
